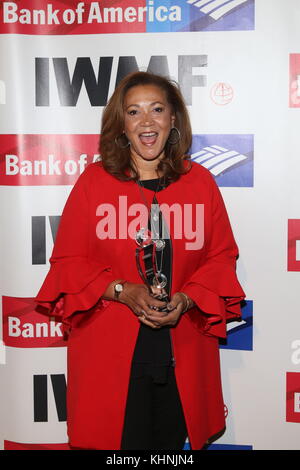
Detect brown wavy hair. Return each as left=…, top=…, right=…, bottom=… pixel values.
left=99, top=71, right=192, bottom=183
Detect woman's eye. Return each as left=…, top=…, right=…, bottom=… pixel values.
left=154, top=107, right=163, bottom=113
left=128, top=109, right=137, bottom=116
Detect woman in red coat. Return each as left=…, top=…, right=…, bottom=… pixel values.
left=35, top=71, right=245, bottom=450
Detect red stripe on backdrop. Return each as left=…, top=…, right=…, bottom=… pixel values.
left=4, top=440, right=71, bottom=450
left=286, top=373, right=300, bottom=423
left=287, top=219, right=300, bottom=272
left=0, top=134, right=100, bottom=186
left=2, top=297, right=65, bottom=348
left=0, top=0, right=146, bottom=35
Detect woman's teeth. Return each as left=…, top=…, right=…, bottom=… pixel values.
left=139, top=132, right=158, bottom=145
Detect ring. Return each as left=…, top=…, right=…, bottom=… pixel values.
left=140, top=309, right=146, bottom=319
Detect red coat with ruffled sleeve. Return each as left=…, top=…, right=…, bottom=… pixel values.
left=35, top=160, right=245, bottom=450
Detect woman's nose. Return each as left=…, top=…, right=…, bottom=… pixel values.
left=140, top=112, right=153, bottom=126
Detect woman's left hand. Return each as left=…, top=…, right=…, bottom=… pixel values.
left=138, top=291, right=190, bottom=329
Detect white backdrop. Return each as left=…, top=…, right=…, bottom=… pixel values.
left=1, top=0, right=300, bottom=450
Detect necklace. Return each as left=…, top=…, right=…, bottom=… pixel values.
left=135, top=176, right=168, bottom=289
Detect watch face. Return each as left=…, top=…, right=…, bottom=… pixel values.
left=115, top=284, right=123, bottom=293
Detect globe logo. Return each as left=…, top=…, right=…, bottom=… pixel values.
left=211, top=82, right=234, bottom=105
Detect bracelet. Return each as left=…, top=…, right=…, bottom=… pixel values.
left=178, top=292, right=190, bottom=313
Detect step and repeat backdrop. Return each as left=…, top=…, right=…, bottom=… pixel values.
left=0, top=0, right=299, bottom=450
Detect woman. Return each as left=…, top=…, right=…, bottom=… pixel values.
left=35, top=71, right=245, bottom=450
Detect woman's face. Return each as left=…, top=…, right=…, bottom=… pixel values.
left=123, top=84, right=175, bottom=162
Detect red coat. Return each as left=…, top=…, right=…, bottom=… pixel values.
left=35, top=160, right=245, bottom=450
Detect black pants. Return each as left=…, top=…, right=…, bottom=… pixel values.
left=121, top=367, right=188, bottom=450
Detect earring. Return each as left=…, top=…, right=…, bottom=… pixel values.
left=115, top=133, right=130, bottom=149
left=167, top=127, right=181, bottom=145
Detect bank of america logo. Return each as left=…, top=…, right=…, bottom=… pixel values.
left=147, top=0, right=254, bottom=33
left=190, top=134, right=254, bottom=187
left=191, top=145, right=247, bottom=177
left=187, top=0, right=249, bottom=21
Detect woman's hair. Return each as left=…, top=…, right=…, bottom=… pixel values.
left=99, top=71, right=192, bottom=182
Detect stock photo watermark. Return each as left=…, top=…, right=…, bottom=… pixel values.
left=95, top=198, right=205, bottom=250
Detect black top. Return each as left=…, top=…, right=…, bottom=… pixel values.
left=130, top=178, right=173, bottom=384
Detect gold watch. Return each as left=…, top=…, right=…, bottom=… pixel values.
left=114, top=280, right=127, bottom=300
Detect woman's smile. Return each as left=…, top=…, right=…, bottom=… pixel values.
left=139, top=131, right=158, bottom=146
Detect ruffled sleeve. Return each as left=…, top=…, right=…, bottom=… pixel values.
left=181, top=171, right=245, bottom=339
left=35, top=164, right=115, bottom=331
